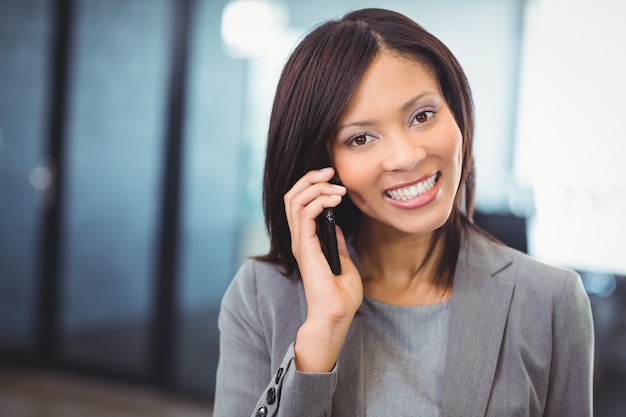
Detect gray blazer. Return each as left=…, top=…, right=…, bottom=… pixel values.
left=214, top=228, right=594, bottom=416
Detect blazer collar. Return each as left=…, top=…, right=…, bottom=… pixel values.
left=440, top=229, right=515, bottom=417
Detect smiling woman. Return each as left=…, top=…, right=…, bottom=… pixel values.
left=213, top=8, right=594, bottom=417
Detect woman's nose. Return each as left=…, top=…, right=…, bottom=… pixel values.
left=381, top=131, right=426, bottom=172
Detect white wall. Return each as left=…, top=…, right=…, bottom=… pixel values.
left=516, top=0, right=626, bottom=274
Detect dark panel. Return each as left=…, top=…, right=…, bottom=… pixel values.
left=57, top=0, right=173, bottom=378
left=0, top=0, right=52, bottom=353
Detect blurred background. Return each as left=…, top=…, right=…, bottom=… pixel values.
left=0, top=0, right=624, bottom=415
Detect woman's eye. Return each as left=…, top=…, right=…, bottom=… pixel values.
left=413, top=109, right=435, bottom=125
left=350, top=134, right=372, bottom=146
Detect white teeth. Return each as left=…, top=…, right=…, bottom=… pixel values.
left=385, top=174, right=437, bottom=201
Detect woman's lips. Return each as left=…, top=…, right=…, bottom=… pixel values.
left=384, top=172, right=440, bottom=201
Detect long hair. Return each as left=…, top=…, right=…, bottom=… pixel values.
left=258, top=8, right=476, bottom=288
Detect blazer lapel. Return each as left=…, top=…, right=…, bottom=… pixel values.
left=441, top=231, right=515, bottom=417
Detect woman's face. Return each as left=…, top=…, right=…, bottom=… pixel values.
left=332, top=53, right=463, bottom=238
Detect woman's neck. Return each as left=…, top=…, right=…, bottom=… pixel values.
left=356, top=220, right=451, bottom=306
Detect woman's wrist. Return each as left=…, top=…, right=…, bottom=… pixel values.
left=294, top=318, right=351, bottom=373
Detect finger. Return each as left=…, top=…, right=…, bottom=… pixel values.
left=291, top=194, right=343, bottom=258
left=285, top=172, right=345, bottom=238
left=336, top=225, right=348, bottom=256
left=284, top=167, right=336, bottom=218
left=287, top=192, right=339, bottom=247
left=283, top=168, right=347, bottom=270
left=288, top=183, right=345, bottom=222
left=288, top=167, right=335, bottom=196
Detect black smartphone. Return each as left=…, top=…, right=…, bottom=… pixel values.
left=316, top=207, right=341, bottom=275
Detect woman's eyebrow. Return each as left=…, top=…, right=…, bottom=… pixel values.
left=337, top=119, right=375, bottom=131
left=401, top=92, right=437, bottom=112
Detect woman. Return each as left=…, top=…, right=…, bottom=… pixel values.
left=214, top=8, right=594, bottom=417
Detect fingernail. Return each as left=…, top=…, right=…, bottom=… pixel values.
left=319, top=167, right=333, bottom=173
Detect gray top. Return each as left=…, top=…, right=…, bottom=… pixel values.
left=361, top=297, right=450, bottom=417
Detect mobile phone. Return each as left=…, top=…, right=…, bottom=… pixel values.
left=316, top=207, right=341, bottom=275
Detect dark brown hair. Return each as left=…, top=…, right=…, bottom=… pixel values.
left=258, top=8, right=476, bottom=288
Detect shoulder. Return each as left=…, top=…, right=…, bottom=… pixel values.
left=220, top=259, right=306, bottom=328
left=463, top=228, right=586, bottom=307
left=223, top=259, right=303, bottom=305
left=463, top=231, right=584, bottom=298
left=467, top=227, right=579, bottom=284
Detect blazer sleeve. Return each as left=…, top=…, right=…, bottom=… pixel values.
left=543, top=270, right=594, bottom=416
left=213, top=261, right=337, bottom=417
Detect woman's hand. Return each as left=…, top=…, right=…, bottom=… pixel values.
left=284, top=167, right=363, bottom=372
